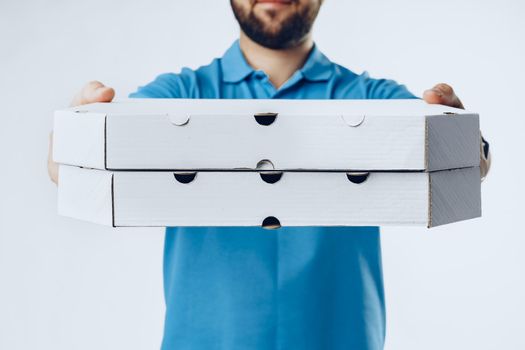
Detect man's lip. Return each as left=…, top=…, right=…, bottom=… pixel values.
left=256, top=0, right=293, bottom=4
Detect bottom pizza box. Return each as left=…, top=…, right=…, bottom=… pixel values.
left=57, top=165, right=481, bottom=228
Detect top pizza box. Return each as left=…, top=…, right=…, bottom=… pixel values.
left=52, top=98, right=480, bottom=171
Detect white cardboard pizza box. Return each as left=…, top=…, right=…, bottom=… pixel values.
left=57, top=165, right=481, bottom=228
left=53, top=99, right=480, bottom=171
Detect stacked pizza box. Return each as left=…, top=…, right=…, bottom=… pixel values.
left=53, top=99, right=481, bottom=228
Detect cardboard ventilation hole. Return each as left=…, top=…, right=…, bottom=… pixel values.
left=262, top=216, right=281, bottom=229
left=167, top=114, right=190, bottom=126
left=254, top=112, right=278, bottom=126
left=256, top=159, right=275, bottom=170
left=259, top=172, right=283, bottom=184
left=173, top=172, right=197, bottom=184
left=341, top=115, right=365, bottom=127
left=346, top=172, right=370, bottom=184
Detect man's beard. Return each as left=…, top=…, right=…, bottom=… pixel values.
left=230, top=1, right=320, bottom=49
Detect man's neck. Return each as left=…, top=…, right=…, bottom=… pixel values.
left=239, top=31, right=313, bottom=89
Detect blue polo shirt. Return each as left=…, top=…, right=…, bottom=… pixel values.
left=130, top=39, right=416, bottom=350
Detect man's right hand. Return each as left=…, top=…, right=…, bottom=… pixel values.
left=48, top=81, right=115, bottom=184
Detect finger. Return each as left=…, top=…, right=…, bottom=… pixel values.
left=71, top=81, right=115, bottom=106
left=423, top=83, right=464, bottom=109
left=48, top=131, right=59, bottom=185
left=84, top=81, right=115, bottom=103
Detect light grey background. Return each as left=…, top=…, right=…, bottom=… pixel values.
left=1, top=0, right=524, bottom=349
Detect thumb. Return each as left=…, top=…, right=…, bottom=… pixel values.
left=71, top=81, right=115, bottom=106
left=422, top=83, right=464, bottom=109
left=87, top=85, right=115, bottom=102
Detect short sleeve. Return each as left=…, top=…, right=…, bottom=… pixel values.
left=361, top=72, right=418, bottom=100
left=129, top=72, right=190, bottom=99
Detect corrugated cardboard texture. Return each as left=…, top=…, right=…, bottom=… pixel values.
left=430, top=167, right=481, bottom=227
left=427, top=114, right=480, bottom=171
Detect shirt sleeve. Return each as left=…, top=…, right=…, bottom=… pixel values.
left=129, top=72, right=190, bottom=98
left=359, top=71, right=418, bottom=100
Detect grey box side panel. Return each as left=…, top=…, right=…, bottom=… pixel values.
left=427, top=114, right=480, bottom=171
left=430, top=167, right=481, bottom=227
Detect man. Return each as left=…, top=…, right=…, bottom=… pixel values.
left=48, top=0, right=491, bottom=349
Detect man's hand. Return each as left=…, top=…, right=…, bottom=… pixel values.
left=47, top=81, right=115, bottom=184
left=422, top=83, right=491, bottom=180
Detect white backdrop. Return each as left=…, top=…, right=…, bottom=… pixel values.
left=1, top=1, right=524, bottom=349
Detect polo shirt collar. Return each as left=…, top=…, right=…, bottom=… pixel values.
left=221, top=39, right=333, bottom=83
left=300, top=42, right=334, bottom=81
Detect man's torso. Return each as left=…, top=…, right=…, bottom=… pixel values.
left=130, top=40, right=416, bottom=350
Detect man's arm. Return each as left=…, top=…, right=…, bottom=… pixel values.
left=47, top=81, right=115, bottom=184
left=423, top=83, right=491, bottom=180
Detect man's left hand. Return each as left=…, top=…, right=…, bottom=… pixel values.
left=422, top=83, right=491, bottom=180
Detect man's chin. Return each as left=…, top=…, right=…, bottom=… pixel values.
left=252, top=11, right=291, bottom=32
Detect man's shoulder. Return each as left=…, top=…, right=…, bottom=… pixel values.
left=129, top=58, right=222, bottom=99
left=329, top=62, right=417, bottom=100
